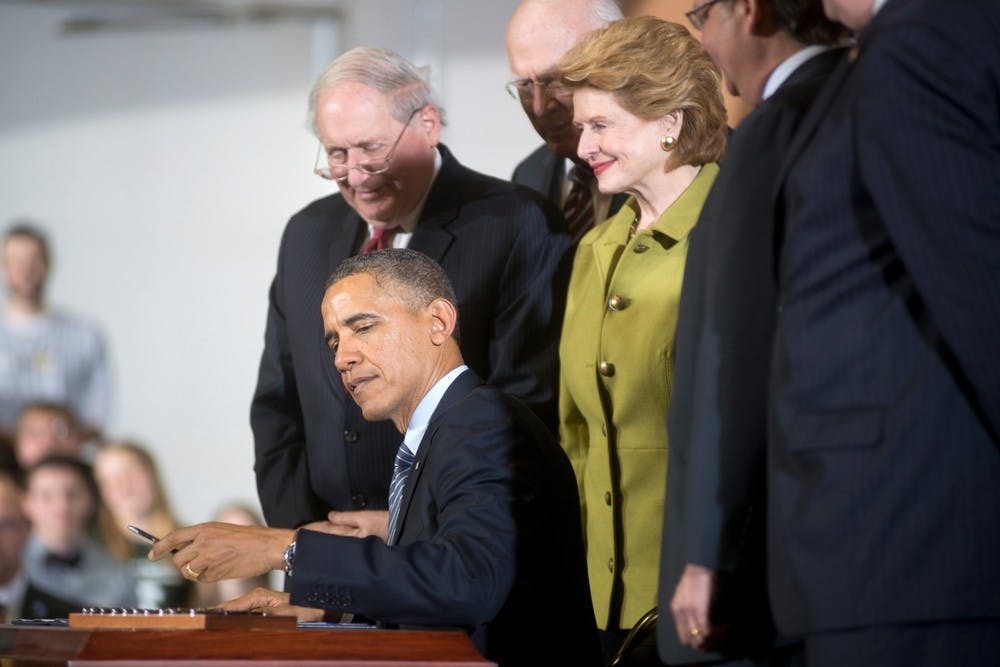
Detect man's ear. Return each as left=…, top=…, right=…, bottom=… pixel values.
left=417, top=104, right=442, bottom=147
left=426, top=297, right=457, bottom=344
left=744, top=0, right=775, bottom=35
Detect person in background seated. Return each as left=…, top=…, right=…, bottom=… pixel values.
left=191, top=502, right=271, bottom=608
left=22, top=455, right=136, bottom=616
left=93, top=441, right=191, bottom=609
left=553, top=16, right=728, bottom=666
left=13, top=402, right=89, bottom=471
left=0, top=223, right=111, bottom=440
left=151, top=249, right=602, bottom=667
left=0, top=472, right=30, bottom=622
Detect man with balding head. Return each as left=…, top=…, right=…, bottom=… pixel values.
left=505, top=0, right=626, bottom=241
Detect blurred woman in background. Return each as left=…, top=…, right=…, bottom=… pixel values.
left=191, top=501, right=271, bottom=608
left=94, top=441, right=191, bottom=608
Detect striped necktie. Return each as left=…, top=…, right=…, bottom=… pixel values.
left=362, top=226, right=400, bottom=253
left=387, top=442, right=415, bottom=544
left=563, top=165, right=596, bottom=243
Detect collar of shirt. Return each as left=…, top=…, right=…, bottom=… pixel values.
left=401, top=364, right=469, bottom=457
left=762, top=44, right=835, bottom=101
left=364, top=146, right=443, bottom=246
left=873, top=0, right=888, bottom=16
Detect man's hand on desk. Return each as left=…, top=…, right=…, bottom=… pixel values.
left=301, top=510, right=389, bottom=541
left=216, top=587, right=324, bottom=622
left=148, top=522, right=295, bottom=583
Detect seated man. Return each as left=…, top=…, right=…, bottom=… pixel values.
left=22, top=455, right=136, bottom=616
left=151, top=249, right=601, bottom=667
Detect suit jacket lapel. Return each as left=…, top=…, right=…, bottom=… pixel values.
left=392, top=369, right=483, bottom=543
left=407, top=144, right=467, bottom=262
left=774, top=47, right=856, bottom=195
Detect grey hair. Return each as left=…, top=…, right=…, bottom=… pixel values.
left=308, top=47, right=447, bottom=137
left=325, top=248, right=460, bottom=342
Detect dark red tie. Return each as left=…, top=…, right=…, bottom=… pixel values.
left=563, top=166, right=596, bottom=243
left=362, top=226, right=400, bottom=253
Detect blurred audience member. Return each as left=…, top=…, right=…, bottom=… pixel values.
left=192, top=501, right=270, bottom=608
left=554, top=16, right=727, bottom=666
left=94, top=441, right=191, bottom=608
left=22, top=455, right=136, bottom=616
left=0, top=432, right=17, bottom=481
left=0, top=472, right=30, bottom=622
left=0, top=223, right=112, bottom=440
left=13, top=401, right=88, bottom=470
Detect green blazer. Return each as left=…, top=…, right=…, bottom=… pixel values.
left=558, top=164, right=718, bottom=630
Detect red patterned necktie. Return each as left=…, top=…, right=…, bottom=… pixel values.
left=362, top=226, right=400, bottom=253
left=563, top=166, right=596, bottom=243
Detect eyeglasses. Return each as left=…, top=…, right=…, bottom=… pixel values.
left=686, top=0, right=726, bottom=30
left=504, top=75, right=571, bottom=103
left=314, top=107, right=423, bottom=182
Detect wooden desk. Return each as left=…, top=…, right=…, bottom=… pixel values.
left=0, top=625, right=495, bottom=666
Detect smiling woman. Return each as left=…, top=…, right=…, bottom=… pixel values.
left=551, top=15, right=727, bottom=666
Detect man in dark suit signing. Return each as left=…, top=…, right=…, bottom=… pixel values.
left=153, top=249, right=602, bottom=667
left=770, top=0, right=1000, bottom=664
left=252, top=47, right=570, bottom=537
left=658, top=1, right=846, bottom=665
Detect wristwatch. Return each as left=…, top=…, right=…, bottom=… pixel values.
left=283, top=539, right=297, bottom=576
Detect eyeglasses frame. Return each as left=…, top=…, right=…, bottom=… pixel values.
left=686, top=0, right=727, bottom=30
left=314, top=106, right=424, bottom=182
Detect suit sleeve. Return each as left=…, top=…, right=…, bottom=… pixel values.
left=855, top=15, right=1000, bottom=442
left=486, top=195, right=572, bottom=434
left=250, top=233, right=326, bottom=528
left=289, top=400, right=530, bottom=626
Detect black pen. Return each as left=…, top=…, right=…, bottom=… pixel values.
left=127, top=524, right=179, bottom=554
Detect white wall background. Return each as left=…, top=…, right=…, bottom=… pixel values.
left=0, top=0, right=539, bottom=527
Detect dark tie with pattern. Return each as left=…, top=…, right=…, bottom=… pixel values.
left=563, top=165, right=596, bottom=243
left=387, top=442, right=415, bottom=544
left=361, top=225, right=400, bottom=253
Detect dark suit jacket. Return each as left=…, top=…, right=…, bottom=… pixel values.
left=252, top=145, right=571, bottom=529
left=658, top=48, right=844, bottom=665
left=770, top=0, right=1000, bottom=636
left=511, top=144, right=628, bottom=226
left=290, top=370, right=602, bottom=667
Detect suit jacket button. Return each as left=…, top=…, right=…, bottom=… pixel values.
left=351, top=494, right=367, bottom=508
left=633, top=243, right=649, bottom=254
left=344, top=429, right=359, bottom=443
left=607, top=558, right=615, bottom=572
left=607, top=295, right=626, bottom=311
left=604, top=491, right=612, bottom=506
left=598, top=361, right=615, bottom=377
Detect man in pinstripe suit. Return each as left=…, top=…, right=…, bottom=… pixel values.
left=251, top=47, right=570, bottom=539
left=769, top=0, right=1000, bottom=663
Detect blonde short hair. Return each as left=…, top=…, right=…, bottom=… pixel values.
left=556, top=16, right=727, bottom=168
